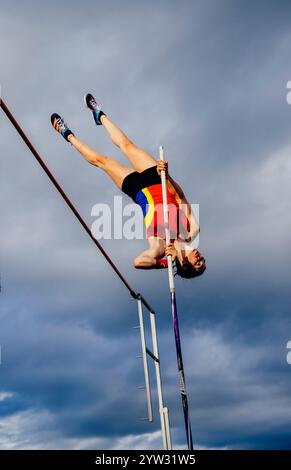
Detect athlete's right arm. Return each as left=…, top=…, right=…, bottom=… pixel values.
left=134, top=248, right=159, bottom=269
left=134, top=240, right=165, bottom=269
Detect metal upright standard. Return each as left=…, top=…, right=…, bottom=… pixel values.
left=136, top=295, right=171, bottom=450
left=159, top=145, right=194, bottom=450
left=0, top=98, right=172, bottom=450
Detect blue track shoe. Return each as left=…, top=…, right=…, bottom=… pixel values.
left=84, top=93, right=105, bottom=125
left=51, top=113, right=74, bottom=141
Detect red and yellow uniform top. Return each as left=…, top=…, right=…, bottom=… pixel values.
left=122, top=165, right=190, bottom=240
left=135, top=184, right=190, bottom=240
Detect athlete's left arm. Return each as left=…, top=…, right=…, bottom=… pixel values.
left=178, top=194, right=200, bottom=242
left=156, top=161, right=200, bottom=241
left=167, top=177, right=200, bottom=242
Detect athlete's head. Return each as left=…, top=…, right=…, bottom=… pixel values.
left=176, top=249, right=206, bottom=279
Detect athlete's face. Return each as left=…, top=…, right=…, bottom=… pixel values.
left=186, top=249, right=205, bottom=271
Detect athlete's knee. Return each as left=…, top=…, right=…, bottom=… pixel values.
left=110, top=131, right=132, bottom=149
left=120, top=137, right=135, bottom=152
left=99, top=155, right=111, bottom=169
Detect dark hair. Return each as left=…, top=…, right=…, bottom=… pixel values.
left=175, top=257, right=206, bottom=279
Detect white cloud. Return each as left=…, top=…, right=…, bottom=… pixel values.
left=0, top=392, right=14, bottom=402
left=0, top=408, right=226, bottom=450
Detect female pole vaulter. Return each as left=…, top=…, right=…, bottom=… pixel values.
left=51, top=94, right=206, bottom=279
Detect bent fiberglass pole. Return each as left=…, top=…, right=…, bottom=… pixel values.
left=159, top=145, right=194, bottom=450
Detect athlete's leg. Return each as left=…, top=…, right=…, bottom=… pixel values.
left=68, top=135, right=135, bottom=189
left=51, top=112, right=134, bottom=188
left=84, top=94, right=156, bottom=172
left=100, top=115, right=156, bottom=172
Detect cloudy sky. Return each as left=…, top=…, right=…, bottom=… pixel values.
left=1, top=0, right=291, bottom=450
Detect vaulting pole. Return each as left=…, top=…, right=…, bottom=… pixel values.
left=159, top=145, right=194, bottom=450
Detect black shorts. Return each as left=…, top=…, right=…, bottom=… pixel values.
left=121, top=165, right=160, bottom=200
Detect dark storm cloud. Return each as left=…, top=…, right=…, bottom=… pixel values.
left=1, top=0, right=291, bottom=450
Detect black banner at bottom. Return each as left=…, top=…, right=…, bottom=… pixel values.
left=0, top=450, right=290, bottom=467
